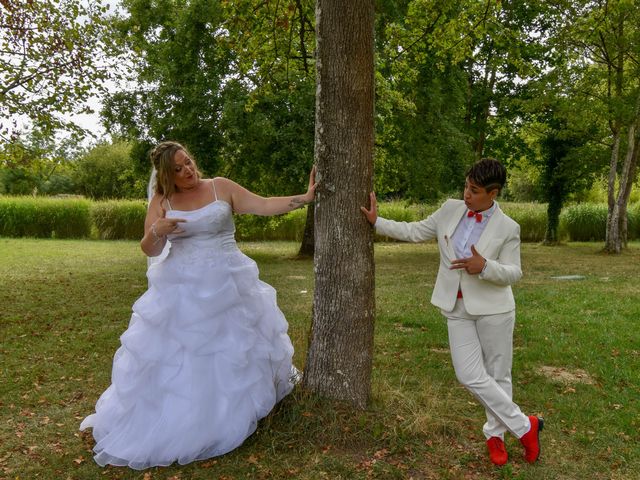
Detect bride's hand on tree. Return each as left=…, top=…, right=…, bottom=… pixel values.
left=302, top=166, right=318, bottom=203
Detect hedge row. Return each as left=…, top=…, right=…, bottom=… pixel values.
left=0, top=196, right=92, bottom=238
left=1, top=196, right=639, bottom=242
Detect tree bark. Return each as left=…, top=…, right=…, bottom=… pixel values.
left=604, top=132, right=621, bottom=253
left=297, top=204, right=315, bottom=257
left=616, top=109, right=640, bottom=248
left=303, top=0, right=375, bottom=409
left=605, top=93, right=640, bottom=253
left=603, top=14, right=627, bottom=254
left=473, top=63, right=497, bottom=159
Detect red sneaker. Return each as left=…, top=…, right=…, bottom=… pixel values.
left=520, top=416, right=544, bottom=463
left=486, top=437, right=508, bottom=466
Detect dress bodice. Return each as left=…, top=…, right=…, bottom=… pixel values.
left=165, top=200, right=237, bottom=255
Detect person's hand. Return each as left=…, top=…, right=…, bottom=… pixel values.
left=360, top=192, right=378, bottom=225
left=302, top=166, right=318, bottom=203
left=450, top=245, right=486, bottom=275
left=152, top=207, right=186, bottom=237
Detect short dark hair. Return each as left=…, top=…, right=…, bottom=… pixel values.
left=466, top=157, right=506, bottom=193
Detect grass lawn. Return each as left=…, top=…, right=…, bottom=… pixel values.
left=0, top=238, right=638, bottom=480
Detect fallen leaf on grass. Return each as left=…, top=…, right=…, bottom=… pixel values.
left=73, top=456, right=85, bottom=465
left=373, top=448, right=389, bottom=459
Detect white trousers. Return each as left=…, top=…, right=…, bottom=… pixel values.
left=444, top=299, right=530, bottom=439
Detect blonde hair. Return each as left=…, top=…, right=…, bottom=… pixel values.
left=149, top=141, right=201, bottom=198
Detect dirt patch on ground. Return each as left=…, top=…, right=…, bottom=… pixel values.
left=540, top=366, right=595, bottom=385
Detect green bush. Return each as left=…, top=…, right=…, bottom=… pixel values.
left=560, top=203, right=608, bottom=241
left=1, top=196, right=636, bottom=243
left=91, top=200, right=147, bottom=240
left=0, top=196, right=91, bottom=238
left=73, top=141, right=146, bottom=199
left=375, top=200, right=434, bottom=242
left=374, top=201, right=549, bottom=243
left=235, top=208, right=307, bottom=241
left=500, top=202, right=549, bottom=242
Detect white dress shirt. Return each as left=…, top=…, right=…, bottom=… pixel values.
left=452, top=202, right=497, bottom=259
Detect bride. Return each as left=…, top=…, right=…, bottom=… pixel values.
left=80, top=141, right=315, bottom=470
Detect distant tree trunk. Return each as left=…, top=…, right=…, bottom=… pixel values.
left=473, top=62, right=497, bottom=159
left=298, top=205, right=314, bottom=257
left=296, top=0, right=315, bottom=259
left=543, top=192, right=563, bottom=245
left=603, top=15, right=629, bottom=254
left=605, top=94, right=640, bottom=253
left=302, top=0, right=375, bottom=409
left=604, top=131, right=622, bottom=252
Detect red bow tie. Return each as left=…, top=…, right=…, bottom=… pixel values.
left=467, top=210, right=482, bottom=222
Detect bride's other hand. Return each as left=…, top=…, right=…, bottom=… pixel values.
left=153, top=207, right=186, bottom=236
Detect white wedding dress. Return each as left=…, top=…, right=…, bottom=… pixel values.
left=80, top=192, right=296, bottom=470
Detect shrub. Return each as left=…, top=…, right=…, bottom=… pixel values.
left=235, top=208, right=308, bottom=241
left=73, top=141, right=146, bottom=199
left=0, top=196, right=91, bottom=238
left=375, top=200, right=424, bottom=242
left=560, top=203, right=608, bottom=241
left=374, top=201, right=549, bottom=243
left=500, top=202, right=549, bottom=242
left=91, top=200, right=147, bottom=240
left=1, top=196, right=635, bottom=243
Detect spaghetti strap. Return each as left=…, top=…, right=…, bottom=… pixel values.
left=212, top=178, right=218, bottom=201
left=165, top=197, right=173, bottom=211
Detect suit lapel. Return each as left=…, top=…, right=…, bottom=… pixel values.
left=445, top=202, right=467, bottom=238
left=475, top=202, right=503, bottom=252
left=443, top=202, right=467, bottom=259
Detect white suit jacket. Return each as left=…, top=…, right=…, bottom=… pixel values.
left=375, top=199, right=522, bottom=315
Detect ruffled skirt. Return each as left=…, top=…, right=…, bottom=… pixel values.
left=80, top=245, right=295, bottom=469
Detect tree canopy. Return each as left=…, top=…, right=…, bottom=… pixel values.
left=2, top=0, right=639, bottom=249
left=0, top=0, right=111, bottom=138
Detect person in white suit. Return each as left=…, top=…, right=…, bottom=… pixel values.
left=361, top=158, right=543, bottom=466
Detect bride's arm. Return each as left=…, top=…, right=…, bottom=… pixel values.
left=218, top=168, right=316, bottom=216
left=140, top=195, right=186, bottom=256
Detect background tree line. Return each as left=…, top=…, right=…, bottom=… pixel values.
left=1, top=0, right=639, bottom=251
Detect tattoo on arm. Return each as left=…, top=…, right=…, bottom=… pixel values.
left=288, top=196, right=306, bottom=209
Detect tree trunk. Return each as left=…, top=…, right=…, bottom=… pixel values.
left=473, top=61, right=497, bottom=159
left=604, top=132, right=622, bottom=253
left=605, top=93, right=640, bottom=253
left=297, top=204, right=315, bottom=257
left=543, top=193, right=563, bottom=245
left=303, top=0, right=375, bottom=409
left=603, top=15, right=626, bottom=254
left=617, top=112, right=640, bottom=248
